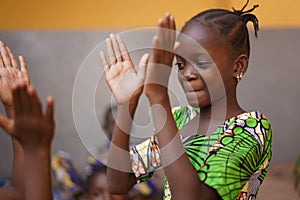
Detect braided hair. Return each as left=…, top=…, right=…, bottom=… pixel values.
left=183, top=0, right=259, bottom=57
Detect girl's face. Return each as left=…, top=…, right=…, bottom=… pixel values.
left=88, top=173, right=109, bottom=200
left=176, top=23, right=237, bottom=108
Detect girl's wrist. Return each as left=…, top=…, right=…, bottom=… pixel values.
left=147, top=92, right=169, bottom=106
left=118, top=95, right=140, bottom=110
left=23, top=144, right=51, bottom=157
left=4, top=105, right=14, bottom=118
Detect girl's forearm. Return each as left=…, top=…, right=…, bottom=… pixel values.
left=23, top=147, right=52, bottom=200
left=10, top=139, right=24, bottom=196
left=6, top=106, right=24, bottom=198
left=149, top=95, right=202, bottom=199
left=107, top=102, right=138, bottom=193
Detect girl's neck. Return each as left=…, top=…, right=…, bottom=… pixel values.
left=199, top=91, right=245, bottom=123
left=180, top=91, right=246, bottom=137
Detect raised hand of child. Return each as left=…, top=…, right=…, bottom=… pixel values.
left=100, top=34, right=149, bottom=106
left=144, top=13, right=178, bottom=100
left=0, top=80, right=54, bottom=152
left=0, top=41, right=30, bottom=117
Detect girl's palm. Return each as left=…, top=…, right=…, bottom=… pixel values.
left=0, top=41, right=30, bottom=108
left=100, top=34, right=149, bottom=105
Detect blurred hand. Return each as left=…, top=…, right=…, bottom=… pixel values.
left=0, top=80, right=55, bottom=152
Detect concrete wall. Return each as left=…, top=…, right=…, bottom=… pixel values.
left=0, top=28, right=299, bottom=177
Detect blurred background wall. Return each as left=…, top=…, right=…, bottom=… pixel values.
left=0, top=1, right=299, bottom=198
left=1, top=0, right=300, bottom=29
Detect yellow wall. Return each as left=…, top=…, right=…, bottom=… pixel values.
left=1, top=0, right=299, bottom=29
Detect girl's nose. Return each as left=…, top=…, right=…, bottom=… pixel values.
left=183, top=65, right=198, bottom=81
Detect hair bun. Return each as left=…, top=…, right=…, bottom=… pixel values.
left=232, top=0, right=259, bottom=37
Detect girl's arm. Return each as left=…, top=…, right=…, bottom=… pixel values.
left=100, top=34, right=149, bottom=194
left=144, top=14, right=220, bottom=200
left=0, top=41, right=30, bottom=200
left=0, top=82, right=55, bottom=200
left=107, top=103, right=139, bottom=193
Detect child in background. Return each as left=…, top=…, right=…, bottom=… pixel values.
left=84, top=166, right=113, bottom=200
left=52, top=103, right=163, bottom=200
left=52, top=150, right=85, bottom=200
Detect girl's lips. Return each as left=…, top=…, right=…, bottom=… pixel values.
left=185, top=90, right=206, bottom=98
left=185, top=90, right=207, bottom=102
left=183, top=87, right=205, bottom=93
left=185, top=88, right=202, bottom=92
left=182, top=82, right=206, bottom=93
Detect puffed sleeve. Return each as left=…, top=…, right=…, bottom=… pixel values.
left=130, top=135, right=161, bottom=182
left=197, top=112, right=272, bottom=200
left=130, top=106, right=201, bottom=182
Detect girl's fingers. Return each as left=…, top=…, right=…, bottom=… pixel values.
left=170, top=15, right=176, bottom=31
left=169, top=15, right=176, bottom=44
left=164, top=13, right=171, bottom=29
left=137, top=53, right=149, bottom=79
left=0, top=114, right=11, bottom=135
left=152, top=35, right=159, bottom=54
left=152, top=35, right=161, bottom=63
left=116, top=34, right=132, bottom=63
left=19, top=56, right=30, bottom=84
left=110, top=34, right=122, bottom=62
left=0, top=53, right=4, bottom=68
left=6, top=47, right=18, bottom=68
left=28, top=86, right=42, bottom=116
left=12, top=82, right=24, bottom=115
left=157, top=14, right=173, bottom=51
left=164, top=14, right=176, bottom=52
left=162, top=13, right=171, bottom=46
left=0, top=41, right=12, bottom=67
left=45, top=96, right=54, bottom=122
left=100, top=51, right=109, bottom=73
left=106, top=38, right=116, bottom=65
left=157, top=19, right=164, bottom=48
left=19, top=81, right=32, bottom=113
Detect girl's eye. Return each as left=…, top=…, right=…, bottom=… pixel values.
left=195, top=61, right=210, bottom=69
left=92, top=189, right=104, bottom=197
left=93, top=191, right=102, bottom=197
left=175, top=62, right=185, bottom=70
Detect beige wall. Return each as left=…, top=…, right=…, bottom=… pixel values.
left=0, top=28, right=299, bottom=178
left=0, top=0, right=299, bottom=188
left=1, top=0, right=300, bottom=29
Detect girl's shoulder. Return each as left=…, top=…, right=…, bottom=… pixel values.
left=225, top=111, right=272, bottom=153
left=232, top=111, right=271, bottom=130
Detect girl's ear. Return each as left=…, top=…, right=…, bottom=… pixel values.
left=233, top=54, right=248, bottom=77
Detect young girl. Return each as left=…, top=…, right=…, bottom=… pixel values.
left=100, top=1, right=272, bottom=199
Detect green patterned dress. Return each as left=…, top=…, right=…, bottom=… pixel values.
left=129, top=106, right=272, bottom=200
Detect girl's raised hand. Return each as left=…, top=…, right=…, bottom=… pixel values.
left=144, top=13, right=178, bottom=100
left=0, top=80, right=55, bottom=152
left=0, top=41, right=30, bottom=116
left=100, top=34, right=149, bottom=106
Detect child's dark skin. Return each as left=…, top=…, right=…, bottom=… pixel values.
left=101, top=11, right=249, bottom=199
left=0, top=41, right=29, bottom=200
left=0, top=41, right=55, bottom=200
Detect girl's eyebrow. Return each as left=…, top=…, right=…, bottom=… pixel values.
left=191, top=52, right=209, bottom=57
left=175, top=52, right=210, bottom=60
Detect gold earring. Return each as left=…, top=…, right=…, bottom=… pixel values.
left=236, top=73, right=243, bottom=82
